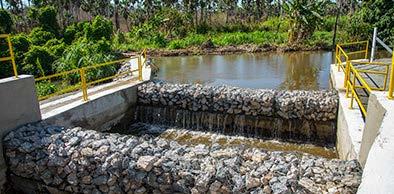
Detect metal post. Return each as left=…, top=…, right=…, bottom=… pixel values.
left=370, top=27, right=377, bottom=62
left=80, top=68, right=89, bottom=101
left=344, top=58, right=350, bottom=88
left=138, top=55, right=142, bottom=81
left=335, top=45, right=338, bottom=67
left=388, top=54, right=394, bottom=99
left=6, top=35, right=18, bottom=78
left=365, top=40, right=369, bottom=59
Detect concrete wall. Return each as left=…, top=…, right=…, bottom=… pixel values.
left=43, top=82, right=141, bottom=131
left=357, top=92, right=394, bottom=193
left=0, top=75, right=41, bottom=192
left=336, top=94, right=359, bottom=160
left=330, top=64, right=364, bottom=160
left=358, top=93, right=386, bottom=167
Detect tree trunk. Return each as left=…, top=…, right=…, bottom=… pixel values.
left=114, top=0, right=120, bottom=30
left=125, top=17, right=129, bottom=31
left=332, top=6, right=340, bottom=49
left=1, top=0, right=3, bottom=9
left=200, top=5, right=203, bottom=24
left=256, top=0, right=261, bottom=21
left=195, top=9, right=198, bottom=26
left=19, top=0, right=23, bottom=11
left=226, top=11, right=229, bottom=24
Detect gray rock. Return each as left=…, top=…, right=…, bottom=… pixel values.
left=93, top=175, right=108, bottom=185
left=137, top=156, right=158, bottom=171
left=67, top=173, right=78, bottom=185
left=270, top=182, right=290, bottom=194
left=246, top=176, right=261, bottom=189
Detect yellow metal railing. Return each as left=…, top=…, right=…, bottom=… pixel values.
left=346, top=62, right=372, bottom=116
left=0, top=34, right=18, bottom=78
left=35, top=50, right=147, bottom=101
left=388, top=54, right=394, bottom=99
left=336, top=40, right=393, bottom=117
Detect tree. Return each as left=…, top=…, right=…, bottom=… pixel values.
left=354, top=0, right=394, bottom=45
left=28, top=6, right=60, bottom=34
left=283, top=0, right=328, bottom=43
left=0, top=9, right=13, bottom=33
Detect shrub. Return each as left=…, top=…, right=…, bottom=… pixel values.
left=11, top=33, right=30, bottom=53
left=23, top=46, right=55, bottom=76
left=321, top=15, right=350, bottom=32
left=0, top=9, right=13, bottom=33
left=55, top=39, right=118, bottom=84
left=260, top=17, right=289, bottom=33
left=38, top=6, right=59, bottom=34
left=44, top=38, right=66, bottom=58
left=63, top=22, right=88, bottom=44
left=212, top=31, right=287, bottom=46
left=308, top=31, right=333, bottom=48
left=28, top=6, right=59, bottom=34
left=167, top=34, right=206, bottom=49
left=11, top=34, right=31, bottom=72
left=167, top=40, right=183, bottom=49
left=347, top=12, right=372, bottom=41
left=85, top=16, right=113, bottom=41
left=29, top=27, right=56, bottom=46
left=112, top=32, right=127, bottom=49
left=36, top=81, right=57, bottom=97
left=196, top=22, right=211, bottom=34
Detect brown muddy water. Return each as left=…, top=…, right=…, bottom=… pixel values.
left=120, top=51, right=341, bottom=158
left=154, top=51, right=333, bottom=90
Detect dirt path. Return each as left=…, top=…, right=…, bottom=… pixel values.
left=124, top=44, right=332, bottom=57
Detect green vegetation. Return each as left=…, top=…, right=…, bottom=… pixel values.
left=0, top=0, right=392, bottom=95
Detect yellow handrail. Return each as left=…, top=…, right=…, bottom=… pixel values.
left=35, top=50, right=147, bottom=101
left=388, top=54, right=394, bottom=99
left=336, top=40, right=393, bottom=118
left=339, top=40, right=369, bottom=46
left=0, top=34, right=18, bottom=78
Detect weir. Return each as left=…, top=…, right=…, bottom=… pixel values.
left=0, top=77, right=364, bottom=194
left=1, top=55, right=392, bottom=193
left=129, top=106, right=335, bottom=146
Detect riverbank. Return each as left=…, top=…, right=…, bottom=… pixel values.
left=125, top=43, right=332, bottom=57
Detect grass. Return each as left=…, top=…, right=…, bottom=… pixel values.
left=116, top=30, right=291, bottom=51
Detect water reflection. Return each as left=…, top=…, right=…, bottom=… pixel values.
left=154, top=51, right=333, bottom=90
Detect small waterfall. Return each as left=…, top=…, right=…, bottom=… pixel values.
left=132, top=105, right=336, bottom=147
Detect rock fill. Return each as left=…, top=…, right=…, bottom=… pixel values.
left=4, top=123, right=361, bottom=194
left=137, top=81, right=338, bottom=121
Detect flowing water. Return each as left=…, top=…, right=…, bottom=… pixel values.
left=111, top=122, right=337, bottom=159
left=154, top=51, right=333, bottom=90
left=115, top=51, right=341, bottom=158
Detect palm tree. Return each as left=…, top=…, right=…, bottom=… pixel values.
left=283, top=0, right=328, bottom=43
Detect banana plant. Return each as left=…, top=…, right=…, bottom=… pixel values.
left=283, top=0, right=328, bottom=43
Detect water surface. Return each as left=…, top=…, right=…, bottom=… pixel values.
left=154, top=51, right=333, bottom=90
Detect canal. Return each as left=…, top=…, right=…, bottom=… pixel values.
left=154, top=51, right=333, bottom=90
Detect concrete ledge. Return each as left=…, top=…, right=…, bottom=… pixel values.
left=0, top=75, right=41, bottom=134
left=357, top=92, right=394, bottom=193
left=359, top=92, right=386, bottom=167
left=43, top=81, right=144, bottom=131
